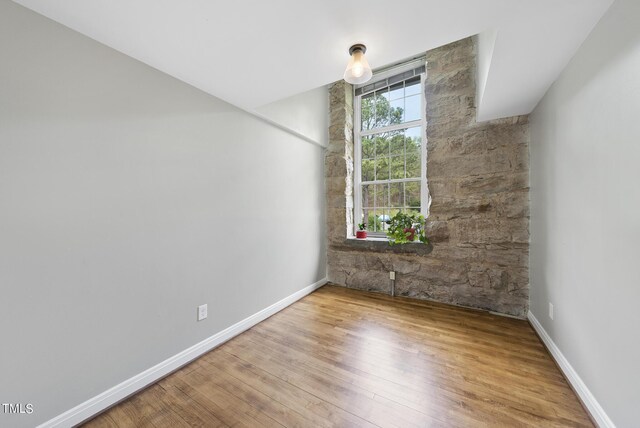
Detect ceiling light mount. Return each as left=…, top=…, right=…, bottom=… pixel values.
left=344, top=43, right=372, bottom=85
left=348, top=44, right=367, bottom=56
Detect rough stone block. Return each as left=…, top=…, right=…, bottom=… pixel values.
left=425, top=68, right=473, bottom=97
left=451, top=218, right=529, bottom=245
left=425, top=220, right=450, bottom=242
left=427, top=178, right=456, bottom=200
left=496, top=191, right=529, bottom=219
left=325, top=154, right=348, bottom=178
left=428, top=151, right=514, bottom=178
left=325, top=176, right=348, bottom=196
left=430, top=197, right=493, bottom=220
left=346, top=270, right=391, bottom=293
left=456, top=172, right=529, bottom=196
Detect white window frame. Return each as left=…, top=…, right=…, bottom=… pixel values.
left=353, top=66, right=429, bottom=238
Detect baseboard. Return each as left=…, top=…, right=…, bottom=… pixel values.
left=527, top=311, right=615, bottom=428
left=37, top=278, right=328, bottom=428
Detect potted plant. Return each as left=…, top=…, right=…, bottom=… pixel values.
left=385, top=212, right=429, bottom=245
left=356, top=223, right=367, bottom=239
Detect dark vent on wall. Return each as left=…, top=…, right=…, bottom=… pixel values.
left=355, top=65, right=425, bottom=96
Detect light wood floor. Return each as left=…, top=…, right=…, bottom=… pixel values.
left=83, top=285, right=592, bottom=427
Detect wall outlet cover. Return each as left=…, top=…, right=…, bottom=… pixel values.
left=197, top=304, right=208, bottom=321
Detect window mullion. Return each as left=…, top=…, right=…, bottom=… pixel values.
left=354, top=95, right=363, bottom=237
left=387, top=123, right=391, bottom=220
left=361, top=177, right=421, bottom=184
left=373, top=113, right=378, bottom=232
left=420, top=71, right=429, bottom=218
left=361, top=120, right=421, bottom=136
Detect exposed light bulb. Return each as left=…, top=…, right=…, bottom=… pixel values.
left=351, top=52, right=364, bottom=77
left=344, top=44, right=372, bottom=85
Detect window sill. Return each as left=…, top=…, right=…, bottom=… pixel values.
left=339, top=236, right=434, bottom=255
left=350, top=236, right=389, bottom=242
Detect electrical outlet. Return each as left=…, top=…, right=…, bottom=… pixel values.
left=389, top=271, right=396, bottom=280
left=548, top=303, right=554, bottom=320
left=197, top=304, right=208, bottom=321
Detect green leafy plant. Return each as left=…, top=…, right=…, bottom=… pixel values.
left=358, top=223, right=366, bottom=231
left=385, top=212, right=429, bottom=245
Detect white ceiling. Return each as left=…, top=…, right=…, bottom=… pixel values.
left=13, top=0, right=614, bottom=121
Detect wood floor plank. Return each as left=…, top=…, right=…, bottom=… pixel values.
left=237, top=324, right=522, bottom=425
left=83, top=412, right=119, bottom=428
left=200, top=350, right=376, bottom=428
left=255, top=311, right=564, bottom=407
left=228, top=329, right=549, bottom=427
left=150, top=382, right=228, bottom=428
left=174, top=368, right=284, bottom=428
left=81, top=285, right=593, bottom=428
left=189, top=356, right=316, bottom=428
left=221, top=337, right=436, bottom=428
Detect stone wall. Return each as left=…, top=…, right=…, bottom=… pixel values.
left=325, top=37, right=530, bottom=317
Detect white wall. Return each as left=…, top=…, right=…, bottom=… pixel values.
left=0, top=2, right=326, bottom=427
left=530, top=0, right=640, bottom=425
left=256, top=87, right=329, bottom=147
left=475, top=28, right=497, bottom=120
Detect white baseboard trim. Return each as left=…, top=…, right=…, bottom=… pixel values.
left=38, top=278, right=328, bottom=428
left=527, top=311, right=615, bottom=428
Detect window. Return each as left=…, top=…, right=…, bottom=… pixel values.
left=353, top=64, right=428, bottom=237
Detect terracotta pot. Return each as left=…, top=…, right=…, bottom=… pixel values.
left=356, top=230, right=368, bottom=239
left=403, top=227, right=416, bottom=241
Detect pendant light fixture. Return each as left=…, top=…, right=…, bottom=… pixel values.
left=343, top=44, right=372, bottom=85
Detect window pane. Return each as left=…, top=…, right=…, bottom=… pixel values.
left=372, top=209, right=390, bottom=232
left=374, top=93, right=391, bottom=128
left=405, top=127, right=422, bottom=152
left=389, top=155, right=404, bottom=179
left=361, top=211, right=375, bottom=232
left=389, top=82, right=404, bottom=100
left=388, top=131, right=405, bottom=156
left=361, top=93, right=375, bottom=131
left=390, top=207, right=402, bottom=221
left=374, top=183, right=389, bottom=208
left=360, top=76, right=423, bottom=131
left=404, top=94, right=421, bottom=122
left=365, top=211, right=376, bottom=232
left=406, top=207, right=421, bottom=217
left=361, top=135, right=375, bottom=159
left=358, top=207, right=376, bottom=232
left=365, top=210, right=378, bottom=232
left=390, top=182, right=403, bottom=207
left=361, top=184, right=373, bottom=210
left=406, top=151, right=421, bottom=178
left=361, top=184, right=375, bottom=233
left=362, top=159, right=374, bottom=182
left=406, top=182, right=421, bottom=209
left=374, top=133, right=389, bottom=158
left=390, top=99, right=404, bottom=123
left=375, top=157, right=389, bottom=181
left=405, top=78, right=421, bottom=96
left=378, top=87, right=390, bottom=102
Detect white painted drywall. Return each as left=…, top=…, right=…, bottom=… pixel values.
left=530, top=0, right=640, bottom=425
left=0, top=2, right=326, bottom=427
left=476, top=28, right=498, bottom=115
left=256, top=87, right=329, bottom=147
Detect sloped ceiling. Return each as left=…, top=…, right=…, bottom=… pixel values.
left=13, top=0, right=613, bottom=121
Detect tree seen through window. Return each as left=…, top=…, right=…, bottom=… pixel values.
left=358, top=78, right=423, bottom=233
